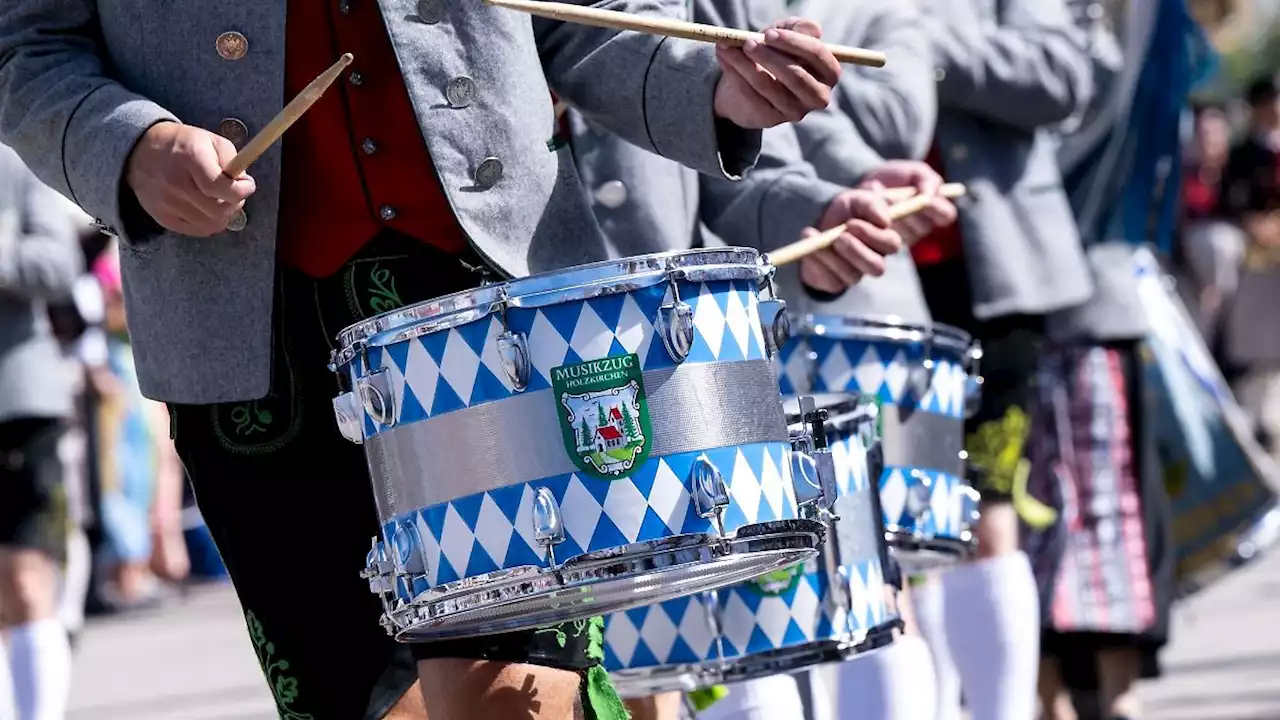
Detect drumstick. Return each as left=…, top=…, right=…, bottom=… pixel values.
left=481, top=0, right=887, bottom=68
left=881, top=182, right=967, bottom=204
left=768, top=185, right=968, bottom=267
left=222, top=53, right=354, bottom=178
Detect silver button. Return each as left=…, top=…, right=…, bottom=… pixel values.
left=216, top=118, right=250, bottom=148
left=594, top=180, right=627, bottom=209
left=349, top=71, right=364, bottom=86
left=933, top=68, right=946, bottom=83
left=474, top=157, right=503, bottom=188
left=1086, top=2, right=1104, bottom=19
left=446, top=76, right=475, bottom=108
left=216, top=32, right=249, bottom=61
left=417, top=0, right=445, bottom=23
left=380, top=206, right=397, bottom=221
left=950, top=144, right=968, bottom=162
left=338, top=0, right=351, bottom=13
left=227, top=209, right=248, bottom=232
left=362, top=138, right=378, bottom=155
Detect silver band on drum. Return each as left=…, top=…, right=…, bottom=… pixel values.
left=365, top=360, right=788, bottom=522
left=878, top=404, right=965, bottom=479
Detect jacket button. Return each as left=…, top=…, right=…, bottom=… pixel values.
left=362, top=138, right=378, bottom=155
left=380, top=205, right=397, bottom=221
left=934, top=68, right=946, bottom=83
left=417, top=0, right=445, bottom=24
left=349, top=70, right=364, bottom=86
left=215, top=32, right=249, bottom=61
left=227, top=209, right=248, bottom=232
left=474, top=157, right=503, bottom=188
left=446, top=76, right=475, bottom=108
left=216, top=118, right=250, bottom=148
left=950, top=144, right=968, bottom=162
left=595, top=180, right=627, bottom=209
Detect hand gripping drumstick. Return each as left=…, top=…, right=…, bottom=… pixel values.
left=221, top=53, right=354, bottom=178
left=768, top=183, right=967, bottom=267
left=481, top=0, right=887, bottom=67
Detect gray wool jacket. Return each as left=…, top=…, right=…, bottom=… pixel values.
left=0, top=144, right=82, bottom=423
left=0, top=0, right=763, bottom=404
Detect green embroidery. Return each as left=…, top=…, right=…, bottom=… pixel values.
left=230, top=401, right=274, bottom=437
left=366, top=263, right=404, bottom=315
left=246, top=611, right=315, bottom=720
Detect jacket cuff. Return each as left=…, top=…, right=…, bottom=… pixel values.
left=61, top=82, right=178, bottom=245
left=645, top=38, right=761, bottom=180
left=759, top=174, right=846, bottom=252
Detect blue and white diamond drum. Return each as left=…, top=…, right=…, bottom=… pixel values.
left=330, top=248, right=824, bottom=640
left=775, top=315, right=984, bottom=572
left=603, top=396, right=896, bottom=697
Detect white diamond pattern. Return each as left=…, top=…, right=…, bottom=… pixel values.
left=603, top=478, right=648, bottom=543
left=721, top=593, right=757, bottom=653
left=677, top=601, right=716, bottom=659
left=414, top=513, right=441, bottom=587
left=789, top=575, right=821, bottom=638
left=477, top=317, right=516, bottom=393
left=401, top=339, right=439, bottom=417
left=758, top=446, right=785, bottom=520
left=724, top=288, right=751, bottom=357
left=560, top=476, right=603, bottom=550
left=438, top=505, right=476, bottom=578
left=512, top=486, right=546, bottom=560
left=569, top=304, right=615, bottom=362
left=379, top=347, right=408, bottom=425
left=647, top=462, right=690, bottom=533
left=692, top=283, right=727, bottom=357
left=639, top=605, right=680, bottom=663
left=756, top=596, right=792, bottom=647
left=883, top=350, right=909, bottom=402
left=605, top=613, right=641, bottom=667
left=439, top=329, right=482, bottom=406
left=614, top=293, right=654, bottom=359
left=473, top=494, right=515, bottom=567
left=527, top=311, right=571, bottom=387
left=818, top=343, right=854, bottom=391
left=729, top=450, right=761, bottom=524
left=880, top=469, right=908, bottom=525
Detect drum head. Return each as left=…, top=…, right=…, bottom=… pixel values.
left=799, top=314, right=973, bottom=357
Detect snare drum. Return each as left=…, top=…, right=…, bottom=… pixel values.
left=777, top=315, right=982, bottom=571
left=330, top=249, right=823, bottom=640
left=604, top=395, right=895, bottom=696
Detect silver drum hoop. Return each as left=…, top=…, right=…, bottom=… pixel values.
left=799, top=313, right=973, bottom=357
left=334, top=247, right=770, bottom=366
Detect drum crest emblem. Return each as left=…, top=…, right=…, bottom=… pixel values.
left=552, top=353, right=653, bottom=481
left=744, top=562, right=804, bottom=597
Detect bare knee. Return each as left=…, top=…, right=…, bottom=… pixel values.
left=417, top=659, right=581, bottom=720
left=0, top=548, right=59, bottom=626
left=624, top=692, right=683, bottom=720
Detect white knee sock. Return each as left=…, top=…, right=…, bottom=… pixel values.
left=941, top=552, right=1040, bottom=720
left=835, top=635, right=937, bottom=720
left=0, top=634, right=14, bottom=720
left=912, top=579, right=963, bottom=720
left=5, top=619, right=71, bottom=720
left=697, top=674, right=805, bottom=720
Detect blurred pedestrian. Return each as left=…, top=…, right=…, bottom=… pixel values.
left=0, top=144, right=82, bottom=720
left=90, top=243, right=188, bottom=611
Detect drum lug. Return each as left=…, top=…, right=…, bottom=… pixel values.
left=905, top=470, right=935, bottom=534
left=690, top=454, right=730, bottom=536
left=908, top=358, right=936, bottom=403
left=362, top=538, right=395, bottom=596
left=532, top=486, right=566, bottom=567
left=790, top=449, right=822, bottom=514
left=496, top=330, right=532, bottom=391
left=357, top=368, right=397, bottom=427
left=392, top=521, right=425, bottom=575
left=756, top=299, right=791, bottom=357
left=332, top=392, right=366, bottom=444
left=657, top=300, right=695, bottom=363
left=794, top=397, right=838, bottom=516
left=963, top=341, right=985, bottom=419
left=955, top=483, right=983, bottom=538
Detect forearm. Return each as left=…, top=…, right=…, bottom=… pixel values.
left=0, top=0, right=177, bottom=240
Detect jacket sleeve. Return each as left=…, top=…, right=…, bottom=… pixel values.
left=924, top=0, right=1094, bottom=130
left=829, top=2, right=936, bottom=162
left=0, top=157, right=83, bottom=302
left=536, top=0, right=762, bottom=180
left=0, top=0, right=178, bottom=243
left=699, top=125, right=846, bottom=253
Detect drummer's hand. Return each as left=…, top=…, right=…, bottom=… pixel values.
left=797, top=188, right=901, bottom=295
left=713, top=17, right=840, bottom=128
left=125, top=121, right=257, bottom=238
left=860, top=160, right=958, bottom=245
